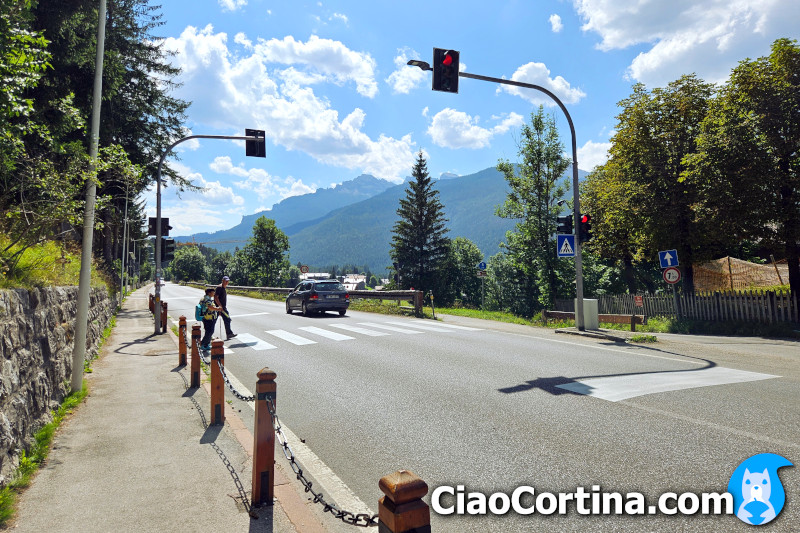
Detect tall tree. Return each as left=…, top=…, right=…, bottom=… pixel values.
left=684, top=38, right=800, bottom=295
left=390, top=151, right=450, bottom=294
left=441, top=237, right=484, bottom=307
left=170, top=244, right=206, bottom=282
left=583, top=75, right=714, bottom=293
left=244, top=216, right=290, bottom=287
left=496, top=107, right=570, bottom=313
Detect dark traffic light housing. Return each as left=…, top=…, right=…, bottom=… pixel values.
left=556, top=214, right=573, bottom=234
left=245, top=128, right=266, bottom=158
left=578, top=214, right=593, bottom=243
left=432, top=48, right=459, bottom=93
left=161, top=238, right=176, bottom=261
left=148, top=217, right=172, bottom=236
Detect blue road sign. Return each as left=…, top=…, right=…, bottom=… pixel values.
left=477, top=261, right=487, bottom=271
left=557, top=235, right=576, bottom=257
left=659, top=250, right=679, bottom=268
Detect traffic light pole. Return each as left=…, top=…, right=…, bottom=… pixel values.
left=153, top=133, right=266, bottom=335
left=457, top=71, right=586, bottom=330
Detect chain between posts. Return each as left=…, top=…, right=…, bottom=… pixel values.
left=264, top=396, right=378, bottom=527
left=216, top=360, right=255, bottom=402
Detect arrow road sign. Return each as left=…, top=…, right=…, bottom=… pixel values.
left=659, top=250, right=679, bottom=268
left=477, top=261, right=487, bottom=271
left=557, top=235, right=576, bottom=257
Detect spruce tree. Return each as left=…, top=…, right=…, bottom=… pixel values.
left=390, top=151, right=450, bottom=295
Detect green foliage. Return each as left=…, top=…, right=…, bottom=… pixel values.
left=439, top=237, right=484, bottom=306
left=495, top=107, right=571, bottom=313
left=171, top=245, right=207, bottom=282
left=243, top=216, right=290, bottom=287
left=390, top=151, right=450, bottom=296
left=629, top=334, right=658, bottom=343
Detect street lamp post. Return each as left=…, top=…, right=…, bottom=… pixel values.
left=407, top=61, right=586, bottom=330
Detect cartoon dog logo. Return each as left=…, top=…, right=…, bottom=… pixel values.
left=728, top=453, right=792, bottom=526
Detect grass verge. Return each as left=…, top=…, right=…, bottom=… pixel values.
left=0, top=382, right=89, bottom=526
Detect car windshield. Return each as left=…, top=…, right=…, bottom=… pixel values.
left=314, top=282, right=345, bottom=292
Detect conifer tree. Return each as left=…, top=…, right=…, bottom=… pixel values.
left=390, top=151, right=450, bottom=295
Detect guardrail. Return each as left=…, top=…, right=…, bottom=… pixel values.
left=184, top=282, right=425, bottom=316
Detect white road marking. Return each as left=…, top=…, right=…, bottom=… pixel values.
left=555, top=366, right=778, bottom=402
left=329, top=324, right=390, bottom=337
left=222, top=374, right=375, bottom=517
left=265, top=329, right=317, bottom=345
left=385, top=321, right=466, bottom=332
left=299, top=326, right=355, bottom=341
left=230, top=312, right=271, bottom=318
left=225, top=333, right=277, bottom=350
left=422, top=322, right=483, bottom=331
left=357, top=322, right=424, bottom=334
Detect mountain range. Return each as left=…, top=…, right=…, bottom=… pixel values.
left=175, top=167, right=588, bottom=273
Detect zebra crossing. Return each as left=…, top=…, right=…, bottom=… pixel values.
left=219, top=320, right=482, bottom=353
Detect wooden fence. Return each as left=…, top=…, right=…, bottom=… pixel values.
left=557, top=290, right=799, bottom=324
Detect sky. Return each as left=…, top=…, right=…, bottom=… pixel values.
left=144, top=0, right=800, bottom=238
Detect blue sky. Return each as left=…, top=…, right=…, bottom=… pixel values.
left=144, top=0, right=800, bottom=238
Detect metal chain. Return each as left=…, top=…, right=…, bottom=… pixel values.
left=264, top=397, right=379, bottom=527
left=216, top=359, right=256, bottom=402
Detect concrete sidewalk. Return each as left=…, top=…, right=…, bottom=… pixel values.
left=10, top=285, right=325, bottom=533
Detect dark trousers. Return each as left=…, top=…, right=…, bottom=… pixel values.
left=220, top=307, right=233, bottom=335
left=201, top=317, right=217, bottom=347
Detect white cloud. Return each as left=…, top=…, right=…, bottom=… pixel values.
left=577, top=140, right=611, bottom=171
left=332, top=13, right=349, bottom=25
left=550, top=14, right=564, bottom=33
left=210, top=155, right=318, bottom=203
left=218, top=0, right=246, bottom=12
left=210, top=156, right=249, bottom=178
left=162, top=26, right=415, bottom=182
left=573, top=0, right=800, bottom=86
left=499, top=62, right=586, bottom=106
left=386, top=48, right=428, bottom=94
left=427, top=109, right=524, bottom=149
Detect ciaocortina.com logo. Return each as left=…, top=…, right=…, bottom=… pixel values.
left=728, top=453, right=793, bottom=526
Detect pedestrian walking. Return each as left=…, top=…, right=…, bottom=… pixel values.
left=200, top=288, right=222, bottom=350
left=215, top=275, right=237, bottom=340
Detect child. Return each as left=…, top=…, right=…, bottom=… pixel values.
left=200, top=288, right=222, bottom=350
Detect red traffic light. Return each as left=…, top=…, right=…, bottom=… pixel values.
left=581, top=214, right=590, bottom=224
left=442, top=54, right=453, bottom=66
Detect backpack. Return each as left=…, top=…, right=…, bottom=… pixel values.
left=195, top=300, right=205, bottom=321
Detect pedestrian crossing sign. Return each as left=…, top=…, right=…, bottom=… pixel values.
left=557, top=234, right=576, bottom=257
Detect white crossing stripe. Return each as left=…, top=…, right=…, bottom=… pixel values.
left=555, top=366, right=778, bottom=402
left=299, top=326, right=355, bottom=341
left=225, top=332, right=276, bottom=350
left=329, top=324, right=390, bottom=337
left=385, top=321, right=469, bottom=332
left=357, top=322, right=423, bottom=334
left=265, top=329, right=317, bottom=345
left=230, top=312, right=271, bottom=318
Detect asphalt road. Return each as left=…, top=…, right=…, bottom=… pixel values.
left=161, top=283, right=800, bottom=532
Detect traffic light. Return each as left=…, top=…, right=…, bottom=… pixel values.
left=161, top=239, right=176, bottom=261
left=578, top=214, right=593, bottom=243
left=556, top=214, right=573, bottom=234
left=245, top=128, right=266, bottom=158
left=147, top=217, right=172, bottom=236
left=432, top=48, right=459, bottom=93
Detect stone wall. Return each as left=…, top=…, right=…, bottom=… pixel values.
left=0, top=286, right=116, bottom=484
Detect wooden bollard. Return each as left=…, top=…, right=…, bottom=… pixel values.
left=190, top=325, right=201, bottom=388
left=210, top=339, right=225, bottom=425
left=378, top=470, right=430, bottom=533
left=251, top=368, right=276, bottom=506
left=161, top=301, right=168, bottom=333
left=178, top=316, right=187, bottom=366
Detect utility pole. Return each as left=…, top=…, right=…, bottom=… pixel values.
left=71, top=0, right=107, bottom=392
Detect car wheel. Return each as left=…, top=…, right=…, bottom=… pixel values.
left=286, top=301, right=292, bottom=314
left=302, top=302, right=309, bottom=316
left=338, top=309, right=346, bottom=316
